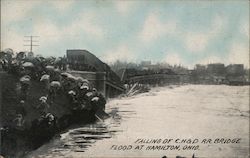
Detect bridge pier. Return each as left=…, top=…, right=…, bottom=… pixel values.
left=68, top=71, right=125, bottom=98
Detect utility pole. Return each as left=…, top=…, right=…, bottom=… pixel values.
left=23, top=35, right=39, bottom=53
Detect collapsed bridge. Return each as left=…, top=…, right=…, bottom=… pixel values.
left=66, top=49, right=125, bottom=98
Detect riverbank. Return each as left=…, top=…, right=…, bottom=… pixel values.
left=0, top=71, right=100, bottom=157
left=26, top=85, right=249, bottom=158
left=0, top=72, right=68, bottom=157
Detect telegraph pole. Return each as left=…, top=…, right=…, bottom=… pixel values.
left=24, top=35, right=39, bottom=52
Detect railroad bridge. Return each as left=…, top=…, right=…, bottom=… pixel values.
left=126, top=73, right=181, bottom=85
left=120, top=68, right=183, bottom=85
left=66, top=50, right=125, bottom=98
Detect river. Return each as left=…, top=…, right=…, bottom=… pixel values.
left=26, top=85, right=249, bottom=158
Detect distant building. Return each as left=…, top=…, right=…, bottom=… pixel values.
left=226, top=64, right=244, bottom=75
left=245, top=69, right=250, bottom=82
left=225, top=64, right=245, bottom=85
left=140, top=61, right=151, bottom=67
left=195, top=64, right=206, bottom=72
left=207, top=63, right=225, bottom=76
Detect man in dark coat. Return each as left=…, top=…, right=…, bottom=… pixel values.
left=91, top=88, right=106, bottom=111
left=37, top=96, right=50, bottom=115
left=20, top=82, right=30, bottom=100
left=16, top=100, right=26, bottom=116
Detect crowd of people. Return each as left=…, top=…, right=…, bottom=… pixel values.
left=0, top=49, right=106, bottom=132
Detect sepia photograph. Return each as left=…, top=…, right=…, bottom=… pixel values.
left=0, top=0, right=249, bottom=158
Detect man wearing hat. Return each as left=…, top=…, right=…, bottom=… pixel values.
left=45, top=113, right=55, bottom=126
left=20, top=78, right=30, bottom=100
left=78, top=85, right=89, bottom=98
left=68, top=90, right=78, bottom=110
left=76, top=85, right=90, bottom=109
left=13, top=114, right=25, bottom=130
left=37, top=96, right=50, bottom=114
left=90, top=88, right=106, bottom=111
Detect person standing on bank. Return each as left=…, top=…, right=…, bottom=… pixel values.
left=19, top=75, right=31, bottom=100
left=16, top=100, right=26, bottom=116
left=37, top=96, right=50, bottom=115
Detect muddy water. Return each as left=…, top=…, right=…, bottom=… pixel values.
left=27, top=85, right=249, bottom=158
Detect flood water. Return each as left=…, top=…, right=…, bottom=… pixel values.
left=26, top=85, right=249, bottom=158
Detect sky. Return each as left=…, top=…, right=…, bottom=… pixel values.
left=1, top=0, right=249, bottom=68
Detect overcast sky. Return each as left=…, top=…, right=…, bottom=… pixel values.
left=1, top=0, right=249, bottom=68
